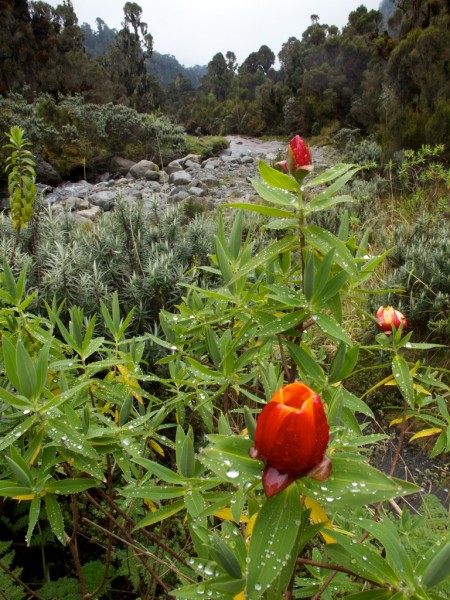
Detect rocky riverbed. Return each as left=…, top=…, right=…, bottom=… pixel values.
left=34, top=136, right=334, bottom=223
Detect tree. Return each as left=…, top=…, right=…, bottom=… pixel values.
left=104, top=2, right=160, bottom=111
left=201, top=52, right=233, bottom=101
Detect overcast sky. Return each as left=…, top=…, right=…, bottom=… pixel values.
left=45, top=0, right=382, bottom=67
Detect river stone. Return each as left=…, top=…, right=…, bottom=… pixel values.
left=180, top=154, right=201, bottom=166
left=145, top=170, right=160, bottom=181
left=110, top=156, right=135, bottom=175
left=89, top=190, right=117, bottom=210
left=129, top=160, right=157, bottom=179
left=35, top=157, right=62, bottom=186
left=59, top=181, right=94, bottom=198
left=75, top=198, right=90, bottom=210
left=77, top=206, right=101, bottom=220
left=169, top=189, right=190, bottom=203
left=169, top=171, right=192, bottom=186
left=188, top=186, right=205, bottom=197
left=166, top=160, right=183, bottom=174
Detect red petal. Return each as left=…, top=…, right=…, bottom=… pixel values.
left=262, top=465, right=298, bottom=497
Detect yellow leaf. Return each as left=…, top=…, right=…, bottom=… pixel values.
left=149, top=439, right=165, bottom=457
left=214, top=508, right=249, bottom=524
left=117, top=364, right=143, bottom=404
left=360, top=373, right=395, bottom=399
left=13, top=491, right=46, bottom=501
left=389, top=415, right=413, bottom=427
left=234, top=592, right=246, bottom=600
left=245, top=512, right=258, bottom=541
left=144, top=499, right=157, bottom=512
left=303, top=496, right=336, bottom=544
left=409, top=428, right=442, bottom=442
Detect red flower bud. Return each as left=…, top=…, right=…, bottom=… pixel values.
left=250, top=382, right=330, bottom=497
left=375, top=306, right=407, bottom=335
left=289, top=135, right=313, bottom=171
left=276, top=136, right=313, bottom=179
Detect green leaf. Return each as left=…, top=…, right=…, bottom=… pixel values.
left=307, top=163, right=358, bottom=186
left=200, top=435, right=262, bottom=486
left=300, top=457, right=419, bottom=507
left=173, top=577, right=245, bottom=598
left=15, top=340, right=37, bottom=398
left=35, top=340, right=51, bottom=400
left=228, top=210, right=244, bottom=259
left=343, top=589, right=393, bottom=599
left=0, top=385, right=32, bottom=410
left=328, top=342, right=347, bottom=384
left=224, top=202, right=296, bottom=219
left=286, top=342, right=326, bottom=385
left=45, top=493, right=66, bottom=545
left=264, top=218, right=299, bottom=230
left=422, top=541, right=450, bottom=589
left=6, top=446, right=33, bottom=487
left=205, top=326, right=222, bottom=367
left=309, top=194, right=354, bottom=212
left=243, top=406, right=256, bottom=441
left=2, top=336, right=21, bottom=391
left=316, top=271, right=349, bottom=306
left=252, top=179, right=298, bottom=206
left=133, top=499, right=185, bottom=530
left=132, top=457, right=184, bottom=484
left=303, top=226, right=359, bottom=279
left=47, top=419, right=98, bottom=459
left=258, top=160, right=300, bottom=191
left=228, top=236, right=298, bottom=284
left=179, top=433, right=195, bottom=479
left=392, top=355, right=415, bottom=407
left=119, top=394, right=133, bottom=426
left=45, top=478, right=98, bottom=494
left=312, top=312, right=352, bottom=345
left=184, top=488, right=205, bottom=518
left=2, top=256, right=19, bottom=299
left=247, top=485, right=302, bottom=599
left=208, top=533, right=242, bottom=579
left=358, top=518, right=415, bottom=587
left=257, top=309, right=308, bottom=337
left=0, top=481, right=33, bottom=497
left=303, top=249, right=315, bottom=302
left=309, top=249, right=335, bottom=302
left=123, top=485, right=186, bottom=500
left=0, top=416, right=37, bottom=452
left=26, top=494, right=41, bottom=545
left=326, top=531, right=400, bottom=586
left=214, top=235, right=233, bottom=283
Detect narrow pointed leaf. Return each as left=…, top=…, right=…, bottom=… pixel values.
left=247, top=485, right=302, bottom=599
left=45, top=494, right=66, bottom=545
left=258, top=160, right=300, bottom=191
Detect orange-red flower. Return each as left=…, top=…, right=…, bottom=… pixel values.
left=375, top=306, right=407, bottom=335
left=279, top=135, right=314, bottom=179
left=250, top=383, right=330, bottom=497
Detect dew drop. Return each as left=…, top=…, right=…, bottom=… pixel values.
left=226, top=469, right=240, bottom=479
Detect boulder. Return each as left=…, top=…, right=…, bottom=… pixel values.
left=89, top=190, right=117, bottom=211
left=169, top=171, right=192, bottom=186
left=35, top=157, right=62, bottom=186
left=166, top=160, right=183, bottom=175
left=77, top=206, right=101, bottom=220
left=110, top=156, right=136, bottom=175
left=145, top=170, right=160, bottom=181
left=129, top=160, right=158, bottom=179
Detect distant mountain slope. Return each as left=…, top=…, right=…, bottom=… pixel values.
left=81, top=21, right=206, bottom=88
left=148, top=52, right=207, bottom=88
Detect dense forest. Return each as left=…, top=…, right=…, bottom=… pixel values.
left=1, top=0, right=449, bottom=156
